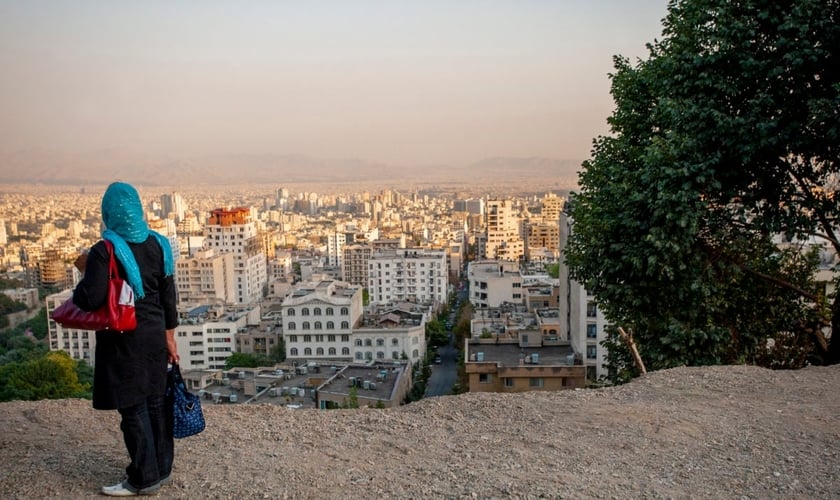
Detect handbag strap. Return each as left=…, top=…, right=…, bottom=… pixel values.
left=102, top=239, right=119, bottom=280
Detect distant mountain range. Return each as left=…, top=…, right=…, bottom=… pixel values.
left=0, top=149, right=582, bottom=187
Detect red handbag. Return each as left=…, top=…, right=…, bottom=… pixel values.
left=51, top=240, right=138, bottom=332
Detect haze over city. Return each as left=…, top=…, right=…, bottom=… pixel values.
left=1, top=1, right=668, bottom=185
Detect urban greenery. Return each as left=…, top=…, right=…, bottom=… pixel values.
left=566, top=0, right=840, bottom=382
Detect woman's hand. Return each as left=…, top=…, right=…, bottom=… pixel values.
left=166, top=329, right=180, bottom=364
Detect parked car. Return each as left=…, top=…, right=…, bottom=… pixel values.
left=433, top=355, right=442, bottom=364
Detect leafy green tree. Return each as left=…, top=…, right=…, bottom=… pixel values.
left=566, top=0, right=840, bottom=376
left=0, top=351, right=90, bottom=401
left=345, top=386, right=359, bottom=409
left=269, top=338, right=286, bottom=363
left=224, top=352, right=268, bottom=369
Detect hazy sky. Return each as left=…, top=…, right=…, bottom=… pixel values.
left=0, top=1, right=668, bottom=166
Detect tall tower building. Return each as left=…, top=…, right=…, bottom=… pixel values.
left=204, top=207, right=267, bottom=304
left=0, top=219, right=6, bottom=245
left=484, top=199, right=524, bottom=262
left=161, top=192, right=186, bottom=223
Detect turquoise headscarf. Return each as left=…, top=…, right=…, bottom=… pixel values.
left=101, top=182, right=174, bottom=299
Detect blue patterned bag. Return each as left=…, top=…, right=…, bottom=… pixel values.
left=167, top=363, right=205, bottom=439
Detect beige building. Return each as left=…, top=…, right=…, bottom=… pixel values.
left=204, top=207, right=267, bottom=305
left=463, top=342, right=585, bottom=392
left=484, top=199, right=524, bottom=262
left=342, top=244, right=372, bottom=287
left=175, top=248, right=236, bottom=305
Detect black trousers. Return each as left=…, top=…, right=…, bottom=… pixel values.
left=117, top=393, right=173, bottom=490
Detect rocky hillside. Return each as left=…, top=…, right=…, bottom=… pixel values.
left=1, top=364, right=838, bottom=499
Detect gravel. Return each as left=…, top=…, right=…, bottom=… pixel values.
left=1, top=364, right=838, bottom=499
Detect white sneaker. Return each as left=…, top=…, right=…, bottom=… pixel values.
left=101, top=480, right=139, bottom=497
left=101, top=479, right=161, bottom=496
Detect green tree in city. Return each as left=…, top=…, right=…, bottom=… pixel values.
left=269, top=338, right=286, bottom=363
left=565, top=0, right=840, bottom=379
left=0, top=351, right=90, bottom=401
left=224, top=352, right=269, bottom=369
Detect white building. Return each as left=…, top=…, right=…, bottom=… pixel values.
left=559, top=212, right=609, bottom=381
left=326, top=231, right=346, bottom=268
left=204, top=207, right=267, bottom=305
left=175, top=304, right=260, bottom=370
left=282, top=280, right=363, bottom=362
left=46, top=290, right=96, bottom=366
left=353, top=302, right=429, bottom=364
left=367, top=248, right=448, bottom=307
left=467, top=260, right=524, bottom=309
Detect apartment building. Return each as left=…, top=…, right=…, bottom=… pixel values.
left=352, top=302, right=429, bottom=364
left=467, top=260, right=523, bottom=309
left=175, top=248, right=236, bottom=305
left=367, top=248, right=448, bottom=307
left=175, top=303, right=260, bottom=370
left=342, top=244, right=372, bottom=287
left=484, top=199, right=524, bottom=262
left=204, top=207, right=267, bottom=305
left=46, top=290, right=96, bottom=366
left=559, top=211, right=610, bottom=381
left=463, top=342, right=585, bottom=392
left=282, top=280, right=363, bottom=363
left=316, top=363, right=412, bottom=409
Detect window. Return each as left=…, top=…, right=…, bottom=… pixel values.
left=365, top=339, right=372, bottom=346
left=328, top=347, right=336, bottom=355
left=287, top=309, right=295, bottom=316
left=586, top=301, right=597, bottom=318
left=314, top=307, right=322, bottom=315
left=302, top=308, right=310, bottom=316
left=586, top=324, right=598, bottom=339
left=341, top=321, right=349, bottom=329
left=340, top=307, right=349, bottom=315
left=290, top=348, right=298, bottom=356
left=302, top=322, right=311, bottom=330
left=342, top=347, right=350, bottom=355
left=287, top=322, right=296, bottom=330
left=479, top=373, right=491, bottom=383
left=304, top=348, right=312, bottom=355
left=316, top=347, right=324, bottom=355
left=326, top=307, right=334, bottom=315
left=392, top=338, right=399, bottom=346
left=587, top=345, right=597, bottom=359
left=327, top=321, right=335, bottom=329
left=376, top=338, right=385, bottom=346
left=287, top=335, right=298, bottom=342
left=392, top=351, right=400, bottom=359
left=355, top=352, right=364, bottom=360
left=303, top=335, right=311, bottom=342
left=314, top=321, right=322, bottom=329
left=376, top=351, right=385, bottom=359
left=504, top=378, right=514, bottom=388
left=341, top=335, right=350, bottom=342
left=412, top=349, right=419, bottom=358
left=355, top=339, right=363, bottom=346
left=529, top=378, right=544, bottom=388
left=328, top=335, right=336, bottom=342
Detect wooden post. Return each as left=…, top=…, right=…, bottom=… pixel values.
left=617, top=327, right=647, bottom=375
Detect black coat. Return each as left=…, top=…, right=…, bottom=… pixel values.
left=73, top=236, right=178, bottom=410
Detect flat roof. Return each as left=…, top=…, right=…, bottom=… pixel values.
left=466, top=343, right=575, bottom=367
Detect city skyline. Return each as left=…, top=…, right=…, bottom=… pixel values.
left=1, top=1, right=668, bottom=172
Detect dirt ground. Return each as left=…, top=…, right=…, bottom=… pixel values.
left=1, top=364, right=838, bottom=499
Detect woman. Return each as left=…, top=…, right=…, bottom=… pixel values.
left=73, top=182, right=179, bottom=496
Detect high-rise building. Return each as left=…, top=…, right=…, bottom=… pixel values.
left=175, top=248, right=236, bottom=305
left=204, top=207, right=267, bottom=305
left=342, top=244, right=372, bottom=287
left=484, top=199, right=524, bottom=261
left=0, top=219, right=7, bottom=245
left=326, top=231, right=346, bottom=268
left=160, top=192, right=186, bottom=223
